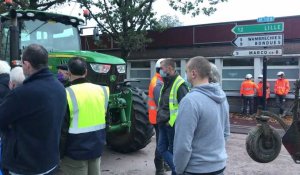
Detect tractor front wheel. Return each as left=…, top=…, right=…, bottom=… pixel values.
left=246, top=126, right=281, bottom=163
left=107, top=87, right=153, bottom=153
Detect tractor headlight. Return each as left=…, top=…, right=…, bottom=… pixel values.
left=26, top=12, right=35, bottom=17
left=90, top=63, right=111, bottom=73
left=70, top=18, right=77, bottom=23
left=117, top=65, right=126, bottom=73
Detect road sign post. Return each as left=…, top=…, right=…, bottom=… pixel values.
left=232, top=34, right=283, bottom=47
left=232, top=20, right=285, bottom=110
left=233, top=49, right=282, bottom=57
left=231, top=22, right=284, bottom=35
left=262, top=56, right=267, bottom=110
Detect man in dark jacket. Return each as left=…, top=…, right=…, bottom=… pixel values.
left=59, top=57, right=109, bottom=175
left=0, top=60, right=10, bottom=175
left=0, top=60, right=11, bottom=104
left=0, top=44, right=67, bottom=174
left=157, top=58, right=189, bottom=175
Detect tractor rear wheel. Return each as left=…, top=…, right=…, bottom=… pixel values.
left=246, top=126, right=281, bottom=163
left=107, top=87, right=154, bottom=153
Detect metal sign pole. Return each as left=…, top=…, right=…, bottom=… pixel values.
left=262, top=56, right=267, bottom=110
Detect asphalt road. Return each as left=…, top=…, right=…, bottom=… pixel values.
left=101, top=133, right=300, bottom=175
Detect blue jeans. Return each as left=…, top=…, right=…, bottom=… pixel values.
left=0, top=138, right=2, bottom=175
left=154, top=125, right=164, bottom=171
left=158, top=123, right=176, bottom=175
left=276, top=95, right=286, bottom=114
left=242, top=96, right=254, bottom=114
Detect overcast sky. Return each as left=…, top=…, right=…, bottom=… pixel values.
left=53, top=0, right=300, bottom=27
left=153, top=0, right=300, bottom=25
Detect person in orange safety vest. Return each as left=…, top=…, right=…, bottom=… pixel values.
left=274, top=71, right=290, bottom=115
left=240, top=74, right=258, bottom=115
left=256, top=74, right=270, bottom=110
left=148, top=58, right=166, bottom=175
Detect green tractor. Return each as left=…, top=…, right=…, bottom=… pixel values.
left=0, top=9, right=153, bottom=153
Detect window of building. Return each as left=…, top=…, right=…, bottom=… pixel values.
left=129, top=60, right=151, bottom=90
left=267, top=57, right=298, bottom=66
left=223, top=58, right=254, bottom=66
left=131, top=61, right=150, bottom=68
left=222, top=58, right=254, bottom=91
left=265, top=57, right=299, bottom=94
left=174, top=60, right=181, bottom=75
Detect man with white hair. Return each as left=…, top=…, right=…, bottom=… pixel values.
left=209, top=63, right=221, bottom=83
left=0, top=60, right=11, bottom=103
left=9, top=67, right=25, bottom=90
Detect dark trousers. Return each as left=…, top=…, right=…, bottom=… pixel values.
left=184, top=171, right=224, bottom=175
left=154, top=124, right=164, bottom=172
left=256, top=97, right=268, bottom=111
left=2, top=168, right=56, bottom=175
left=158, top=123, right=176, bottom=175
left=183, top=167, right=225, bottom=175
left=276, top=95, right=286, bottom=114
left=242, top=96, right=254, bottom=114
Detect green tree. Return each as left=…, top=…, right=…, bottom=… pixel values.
left=80, top=0, right=226, bottom=60
left=156, top=14, right=183, bottom=29
left=80, top=0, right=156, bottom=60
left=169, top=0, right=228, bottom=16
left=0, top=0, right=69, bottom=13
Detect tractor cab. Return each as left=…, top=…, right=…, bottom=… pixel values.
left=0, top=9, right=126, bottom=91
left=0, top=9, right=153, bottom=153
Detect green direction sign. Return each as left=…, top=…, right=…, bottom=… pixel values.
left=232, top=22, right=284, bottom=35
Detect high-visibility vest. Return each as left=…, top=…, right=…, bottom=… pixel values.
left=240, top=80, right=258, bottom=96
left=159, top=76, right=185, bottom=127
left=274, top=78, right=290, bottom=95
left=257, top=81, right=270, bottom=99
left=66, top=83, right=109, bottom=134
left=148, top=73, right=163, bottom=124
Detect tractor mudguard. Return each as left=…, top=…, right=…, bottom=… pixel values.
left=282, top=121, right=300, bottom=164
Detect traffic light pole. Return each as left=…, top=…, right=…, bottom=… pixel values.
left=262, top=56, right=267, bottom=110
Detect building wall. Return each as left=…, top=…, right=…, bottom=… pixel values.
left=81, top=15, right=300, bottom=113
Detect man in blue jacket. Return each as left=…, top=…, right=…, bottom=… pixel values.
left=174, top=56, right=230, bottom=175
left=0, top=44, right=67, bottom=174
left=0, top=60, right=10, bottom=175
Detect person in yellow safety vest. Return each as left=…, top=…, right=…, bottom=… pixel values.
left=274, top=71, right=290, bottom=115
left=59, top=57, right=109, bottom=175
left=240, top=74, right=258, bottom=115
left=148, top=58, right=169, bottom=175
left=157, top=58, right=189, bottom=175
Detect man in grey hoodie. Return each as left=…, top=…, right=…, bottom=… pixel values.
left=174, top=56, right=230, bottom=175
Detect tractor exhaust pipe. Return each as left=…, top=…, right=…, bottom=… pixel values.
left=9, top=9, right=20, bottom=67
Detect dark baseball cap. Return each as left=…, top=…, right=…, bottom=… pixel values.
left=57, top=64, right=68, bottom=71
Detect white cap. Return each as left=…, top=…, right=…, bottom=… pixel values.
left=245, top=74, right=252, bottom=79
left=258, top=74, right=263, bottom=78
left=155, top=58, right=165, bottom=68
left=277, top=71, right=284, bottom=76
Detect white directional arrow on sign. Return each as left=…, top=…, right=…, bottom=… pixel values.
left=233, top=49, right=282, bottom=57
left=232, top=34, right=283, bottom=47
